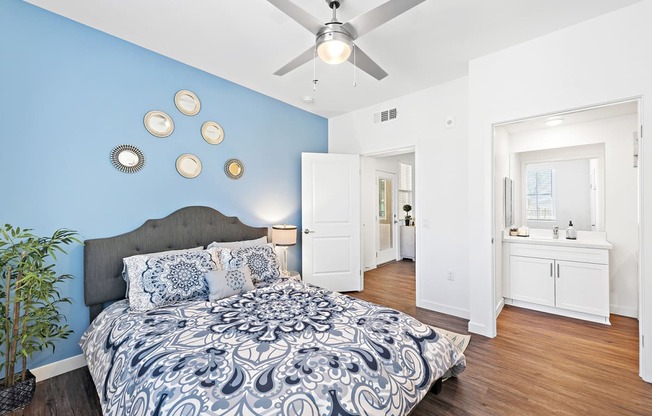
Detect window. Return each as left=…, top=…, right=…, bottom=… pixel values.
left=526, top=168, right=555, bottom=220
left=398, top=163, right=413, bottom=215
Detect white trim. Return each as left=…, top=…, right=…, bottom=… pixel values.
left=468, top=321, right=489, bottom=335
left=417, top=298, right=470, bottom=319
left=31, top=354, right=87, bottom=382
left=361, top=146, right=416, bottom=158
left=507, top=299, right=610, bottom=325
left=610, top=304, right=639, bottom=319
left=495, top=297, right=505, bottom=317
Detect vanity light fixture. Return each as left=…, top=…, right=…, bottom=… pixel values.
left=545, top=117, right=564, bottom=127
left=272, top=224, right=297, bottom=275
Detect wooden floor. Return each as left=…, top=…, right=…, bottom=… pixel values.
left=12, top=260, right=652, bottom=415
left=352, top=260, right=652, bottom=415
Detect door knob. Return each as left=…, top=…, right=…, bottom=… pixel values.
left=304, top=229, right=315, bottom=234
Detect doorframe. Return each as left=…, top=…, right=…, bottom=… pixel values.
left=490, top=97, right=646, bottom=379
left=361, top=145, right=418, bottom=292
left=375, top=170, right=399, bottom=265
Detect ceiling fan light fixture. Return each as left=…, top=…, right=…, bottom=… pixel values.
left=316, top=30, right=352, bottom=65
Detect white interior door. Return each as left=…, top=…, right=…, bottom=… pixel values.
left=301, top=153, right=361, bottom=292
left=376, top=171, right=398, bottom=264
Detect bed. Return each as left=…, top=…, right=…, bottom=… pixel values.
left=80, top=206, right=466, bottom=416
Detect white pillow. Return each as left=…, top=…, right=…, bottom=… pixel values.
left=205, top=265, right=255, bottom=302
left=207, top=236, right=267, bottom=250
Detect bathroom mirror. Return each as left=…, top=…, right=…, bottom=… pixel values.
left=224, top=159, right=244, bottom=180
left=174, top=90, right=201, bottom=116
left=176, top=154, right=202, bottom=179
left=520, top=154, right=603, bottom=231
left=144, top=110, right=174, bottom=138
left=201, top=121, right=224, bottom=145
left=111, top=144, right=145, bottom=174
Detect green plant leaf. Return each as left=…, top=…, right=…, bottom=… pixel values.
left=0, top=225, right=80, bottom=387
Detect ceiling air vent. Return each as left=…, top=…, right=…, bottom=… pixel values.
left=373, top=107, right=398, bottom=124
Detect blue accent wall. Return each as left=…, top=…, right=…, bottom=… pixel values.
left=0, top=0, right=327, bottom=368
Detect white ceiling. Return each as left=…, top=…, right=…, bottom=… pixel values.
left=25, top=0, right=643, bottom=118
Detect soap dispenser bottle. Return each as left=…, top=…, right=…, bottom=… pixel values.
left=566, top=221, right=577, bottom=240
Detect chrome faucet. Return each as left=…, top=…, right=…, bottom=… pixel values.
left=553, top=226, right=559, bottom=239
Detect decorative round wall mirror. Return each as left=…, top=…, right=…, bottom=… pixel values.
left=174, top=90, right=201, bottom=116
left=144, top=110, right=174, bottom=138
left=224, top=159, right=244, bottom=180
left=176, top=154, right=202, bottom=179
left=110, top=144, right=145, bottom=174
left=201, top=121, right=224, bottom=145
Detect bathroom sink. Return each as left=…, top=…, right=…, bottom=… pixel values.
left=527, top=235, right=556, bottom=240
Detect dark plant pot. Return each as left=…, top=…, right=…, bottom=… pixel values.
left=0, top=370, right=36, bottom=415
left=405, top=219, right=411, bottom=226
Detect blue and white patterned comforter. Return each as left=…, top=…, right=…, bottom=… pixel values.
left=81, top=279, right=466, bottom=416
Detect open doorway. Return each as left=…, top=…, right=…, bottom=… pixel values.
left=362, top=149, right=416, bottom=270
left=493, top=99, right=641, bottom=363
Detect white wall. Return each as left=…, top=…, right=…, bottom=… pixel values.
left=330, top=77, right=471, bottom=318
left=467, top=0, right=652, bottom=380
left=494, top=126, right=510, bottom=312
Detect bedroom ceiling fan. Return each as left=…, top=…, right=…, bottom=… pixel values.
left=269, top=0, right=426, bottom=81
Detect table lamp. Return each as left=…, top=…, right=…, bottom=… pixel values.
left=272, top=224, right=297, bottom=275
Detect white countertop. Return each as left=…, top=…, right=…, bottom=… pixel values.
left=502, top=229, right=613, bottom=250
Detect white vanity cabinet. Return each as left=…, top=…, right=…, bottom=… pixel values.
left=504, top=238, right=611, bottom=324
left=400, top=226, right=415, bottom=261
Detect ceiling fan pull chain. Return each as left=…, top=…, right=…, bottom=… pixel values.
left=353, top=43, right=357, bottom=87
left=312, top=47, right=319, bottom=91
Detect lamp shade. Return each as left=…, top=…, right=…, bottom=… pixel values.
left=272, top=225, right=297, bottom=246
left=316, top=31, right=352, bottom=65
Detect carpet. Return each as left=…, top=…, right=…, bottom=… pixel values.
left=432, top=326, right=471, bottom=354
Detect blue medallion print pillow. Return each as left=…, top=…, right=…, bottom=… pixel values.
left=124, top=248, right=220, bottom=311
left=219, top=243, right=281, bottom=284
left=205, top=265, right=255, bottom=302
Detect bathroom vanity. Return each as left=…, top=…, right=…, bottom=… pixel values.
left=502, top=230, right=613, bottom=324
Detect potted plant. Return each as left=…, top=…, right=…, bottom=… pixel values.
left=403, top=204, right=412, bottom=226
left=0, top=225, right=79, bottom=414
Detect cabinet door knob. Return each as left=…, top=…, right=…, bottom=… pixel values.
left=550, top=263, right=553, bottom=277
left=557, top=263, right=560, bottom=278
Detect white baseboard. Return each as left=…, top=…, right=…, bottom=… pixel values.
left=509, top=299, right=610, bottom=325
left=417, top=299, right=470, bottom=319
left=31, top=354, right=87, bottom=382
left=610, top=304, right=638, bottom=319
left=468, top=321, right=494, bottom=337
left=495, top=298, right=505, bottom=317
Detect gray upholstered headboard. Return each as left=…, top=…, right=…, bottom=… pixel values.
left=83, top=206, right=269, bottom=322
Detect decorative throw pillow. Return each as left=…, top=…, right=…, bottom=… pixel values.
left=205, top=265, right=255, bottom=302
left=124, top=248, right=220, bottom=311
left=219, top=243, right=281, bottom=284
left=122, top=246, right=204, bottom=297
left=207, top=236, right=268, bottom=250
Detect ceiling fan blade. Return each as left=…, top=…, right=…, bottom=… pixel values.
left=267, top=0, right=324, bottom=35
left=348, top=46, right=388, bottom=80
left=341, top=0, right=426, bottom=39
left=274, top=46, right=315, bottom=76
